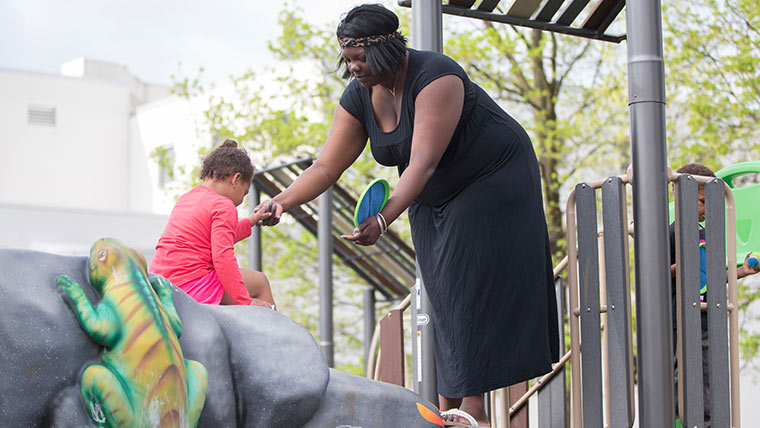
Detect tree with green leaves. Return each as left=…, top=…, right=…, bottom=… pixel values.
left=664, top=0, right=760, bottom=166
left=663, top=0, right=760, bottom=371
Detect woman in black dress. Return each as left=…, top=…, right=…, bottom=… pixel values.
left=259, top=4, right=559, bottom=426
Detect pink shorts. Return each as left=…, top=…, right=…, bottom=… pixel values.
left=179, top=270, right=225, bottom=305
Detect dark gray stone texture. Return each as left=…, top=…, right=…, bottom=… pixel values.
left=0, top=248, right=441, bottom=428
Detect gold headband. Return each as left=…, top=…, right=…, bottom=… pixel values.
left=339, top=32, right=400, bottom=48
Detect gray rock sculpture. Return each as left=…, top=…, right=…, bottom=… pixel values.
left=0, top=247, right=443, bottom=427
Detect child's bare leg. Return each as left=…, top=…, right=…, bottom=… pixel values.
left=240, top=269, right=276, bottom=307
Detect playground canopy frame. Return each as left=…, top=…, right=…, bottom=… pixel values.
left=399, top=0, right=626, bottom=43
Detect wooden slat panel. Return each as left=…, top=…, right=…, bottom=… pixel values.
left=575, top=182, right=604, bottom=427
left=538, top=277, right=568, bottom=428
left=477, top=0, right=502, bottom=12
left=582, top=0, right=624, bottom=31
left=556, top=0, right=591, bottom=25
left=705, top=179, right=730, bottom=427
left=448, top=0, right=477, bottom=7
left=509, top=381, right=529, bottom=427
left=535, top=0, right=565, bottom=22
left=601, top=177, right=635, bottom=427
left=675, top=175, right=705, bottom=427
left=507, top=0, right=542, bottom=18
left=379, top=308, right=404, bottom=386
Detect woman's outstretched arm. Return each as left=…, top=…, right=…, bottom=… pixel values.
left=259, top=105, right=368, bottom=223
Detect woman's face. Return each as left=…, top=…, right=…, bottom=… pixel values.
left=341, top=46, right=380, bottom=87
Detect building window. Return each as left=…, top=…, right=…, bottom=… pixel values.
left=28, top=106, right=56, bottom=126
left=153, top=145, right=175, bottom=188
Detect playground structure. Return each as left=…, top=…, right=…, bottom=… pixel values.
left=248, top=158, right=754, bottom=428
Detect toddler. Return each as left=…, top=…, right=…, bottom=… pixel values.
left=150, top=139, right=275, bottom=309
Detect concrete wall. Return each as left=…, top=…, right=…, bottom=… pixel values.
left=0, top=59, right=173, bottom=257
left=0, top=60, right=169, bottom=214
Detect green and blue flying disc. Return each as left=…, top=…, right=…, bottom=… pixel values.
left=354, top=178, right=390, bottom=227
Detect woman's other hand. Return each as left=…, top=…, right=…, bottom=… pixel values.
left=255, top=200, right=283, bottom=226
left=341, top=215, right=382, bottom=246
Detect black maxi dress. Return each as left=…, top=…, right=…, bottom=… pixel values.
left=339, top=49, right=560, bottom=397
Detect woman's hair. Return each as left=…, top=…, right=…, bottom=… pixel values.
left=200, top=139, right=254, bottom=182
left=336, top=4, right=408, bottom=80
left=676, top=163, right=715, bottom=177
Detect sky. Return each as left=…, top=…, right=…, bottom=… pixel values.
left=0, top=0, right=371, bottom=86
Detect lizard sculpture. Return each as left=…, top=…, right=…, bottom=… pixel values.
left=57, top=237, right=208, bottom=427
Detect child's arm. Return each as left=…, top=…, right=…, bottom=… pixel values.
left=211, top=203, right=254, bottom=305
left=231, top=210, right=273, bottom=244
left=738, top=253, right=760, bottom=279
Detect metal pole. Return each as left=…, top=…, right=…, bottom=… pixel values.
left=626, top=0, right=674, bottom=424
left=248, top=184, right=261, bottom=271
left=412, top=0, right=443, bottom=52
left=411, top=278, right=438, bottom=406
left=363, top=286, right=376, bottom=376
left=318, top=187, right=334, bottom=367
left=410, top=0, right=442, bottom=407
left=412, top=0, right=443, bottom=405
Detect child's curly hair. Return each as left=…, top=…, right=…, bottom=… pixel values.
left=676, top=162, right=715, bottom=177
left=200, top=139, right=254, bottom=182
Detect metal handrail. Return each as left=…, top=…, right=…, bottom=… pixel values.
left=366, top=258, right=571, bottom=422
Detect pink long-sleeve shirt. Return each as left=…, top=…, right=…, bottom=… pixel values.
left=150, top=185, right=253, bottom=305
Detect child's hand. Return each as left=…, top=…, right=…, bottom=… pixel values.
left=248, top=209, right=272, bottom=227
left=249, top=298, right=276, bottom=310
left=739, top=253, right=760, bottom=277
left=255, top=200, right=283, bottom=226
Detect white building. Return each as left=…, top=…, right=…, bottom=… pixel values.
left=0, top=58, right=185, bottom=259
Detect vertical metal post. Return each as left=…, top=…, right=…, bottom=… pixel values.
left=412, top=278, right=438, bottom=406
left=318, top=187, right=334, bottom=367
left=626, top=0, right=674, bottom=424
left=248, top=184, right=261, bottom=271
left=411, top=0, right=442, bottom=407
left=363, top=286, right=376, bottom=376
left=412, top=0, right=443, bottom=52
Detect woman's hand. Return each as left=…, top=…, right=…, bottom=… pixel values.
left=255, top=200, right=283, bottom=226
left=341, top=215, right=383, bottom=246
